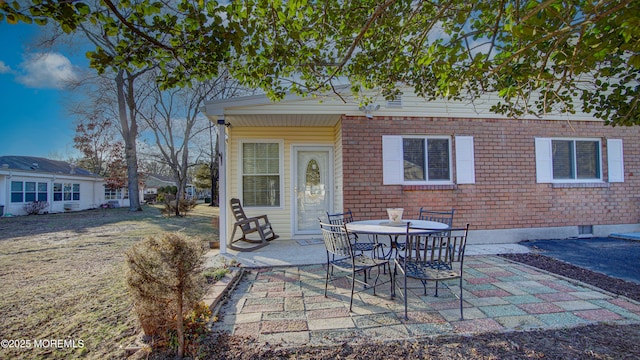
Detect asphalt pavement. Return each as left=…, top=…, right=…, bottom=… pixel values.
left=521, top=237, right=640, bottom=285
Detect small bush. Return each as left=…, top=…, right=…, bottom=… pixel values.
left=125, top=232, right=206, bottom=358
left=23, top=201, right=48, bottom=215
left=161, top=197, right=198, bottom=216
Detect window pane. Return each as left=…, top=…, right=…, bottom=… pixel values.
left=552, top=140, right=574, bottom=179
left=54, top=183, right=62, bottom=192
left=25, top=182, right=36, bottom=192
left=403, top=138, right=425, bottom=180
left=242, top=143, right=280, bottom=206
left=38, top=183, right=47, bottom=192
left=11, top=181, right=23, bottom=191
left=427, top=139, right=450, bottom=180
left=54, top=193, right=62, bottom=201
left=25, top=193, right=36, bottom=202
left=11, top=193, right=23, bottom=203
left=242, top=175, right=280, bottom=206
left=576, top=141, right=599, bottom=179
left=37, top=193, right=47, bottom=202
left=73, top=184, right=80, bottom=192
left=73, top=193, right=80, bottom=201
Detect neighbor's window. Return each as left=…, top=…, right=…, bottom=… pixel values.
left=105, top=188, right=122, bottom=200
left=241, top=142, right=281, bottom=207
left=402, top=137, right=451, bottom=182
left=37, top=182, right=47, bottom=201
left=10, top=181, right=48, bottom=203
left=53, top=183, right=80, bottom=202
left=10, top=181, right=23, bottom=203
left=552, top=139, right=601, bottom=180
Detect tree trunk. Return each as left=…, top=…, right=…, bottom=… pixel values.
left=115, top=70, right=142, bottom=212
left=176, top=282, right=185, bottom=358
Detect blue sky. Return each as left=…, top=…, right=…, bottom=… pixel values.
left=0, top=22, right=87, bottom=159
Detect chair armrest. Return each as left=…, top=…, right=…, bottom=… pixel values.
left=253, top=214, right=270, bottom=223
left=234, top=218, right=261, bottom=227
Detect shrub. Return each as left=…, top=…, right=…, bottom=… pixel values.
left=168, top=301, right=212, bottom=357
left=125, top=232, right=206, bottom=358
left=161, top=197, right=198, bottom=216
left=203, top=267, right=230, bottom=284
left=23, top=201, right=48, bottom=215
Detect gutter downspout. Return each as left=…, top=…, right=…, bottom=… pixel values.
left=217, top=118, right=228, bottom=254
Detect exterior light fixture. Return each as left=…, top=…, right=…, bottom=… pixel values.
left=358, top=104, right=380, bottom=119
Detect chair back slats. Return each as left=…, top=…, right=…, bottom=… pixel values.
left=418, top=208, right=455, bottom=226
left=230, top=198, right=250, bottom=230
left=319, top=222, right=353, bottom=258
left=326, top=209, right=355, bottom=225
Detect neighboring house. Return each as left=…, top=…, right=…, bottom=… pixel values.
left=103, top=186, right=130, bottom=208
left=0, top=156, right=105, bottom=216
left=141, top=174, right=196, bottom=203
left=203, top=90, right=640, bottom=252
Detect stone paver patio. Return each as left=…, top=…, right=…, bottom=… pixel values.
left=211, top=255, right=640, bottom=346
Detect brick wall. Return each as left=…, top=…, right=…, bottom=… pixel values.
left=341, top=116, right=640, bottom=231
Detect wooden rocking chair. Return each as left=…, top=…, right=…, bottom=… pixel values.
left=229, top=198, right=279, bottom=251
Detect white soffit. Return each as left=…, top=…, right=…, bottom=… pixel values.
left=225, top=114, right=342, bottom=127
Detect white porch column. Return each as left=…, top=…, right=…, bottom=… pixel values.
left=217, top=118, right=228, bottom=254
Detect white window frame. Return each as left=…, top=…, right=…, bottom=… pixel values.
left=383, top=135, right=475, bottom=185
left=105, top=188, right=123, bottom=200
left=238, top=139, right=284, bottom=208
left=535, top=137, right=606, bottom=183
left=10, top=181, right=48, bottom=203
left=53, top=182, right=81, bottom=202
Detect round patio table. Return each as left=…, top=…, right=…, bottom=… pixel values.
left=345, top=219, right=450, bottom=259
left=345, top=219, right=449, bottom=236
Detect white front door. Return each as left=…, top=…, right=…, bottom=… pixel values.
left=293, top=146, right=333, bottom=235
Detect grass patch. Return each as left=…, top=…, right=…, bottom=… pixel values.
left=0, top=204, right=219, bottom=359
left=203, top=267, right=231, bottom=283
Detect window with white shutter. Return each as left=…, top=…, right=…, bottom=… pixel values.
left=382, top=135, right=474, bottom=185
left=535, top=137, right=612, bottom=183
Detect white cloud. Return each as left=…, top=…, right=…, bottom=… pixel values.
left=0, top=60, right=12, bottom=74
left=15, top=52, right=80, bottom=89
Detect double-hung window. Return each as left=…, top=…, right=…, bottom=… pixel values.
left=11, top=181, right=23, bottom=203
left=241, top=141, right=282, bottom=207
left=383, top=135, right=475, bottom=185
left=402, top=137, right=451, bottom=182
left=535, top=138, right=623, bottom=183
left=552, top=139, right=600, bottom=180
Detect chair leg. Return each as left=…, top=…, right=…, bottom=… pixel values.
left=389, top=264, right=395, bottom=298
left=324, top=254, right=331, bottom=298
left=404, top=271, right=408, bottom=320
left=350, top=269, right=356, bottom=311
left=459, top=277, right=464, bottom=320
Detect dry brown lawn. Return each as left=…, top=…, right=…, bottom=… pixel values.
left=0, top=204, right=218, bottom=359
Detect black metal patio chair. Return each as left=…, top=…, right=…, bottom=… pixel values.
left=319, top=221, right=392, bottom=311
left=394, top=223, right=470, bottom=320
